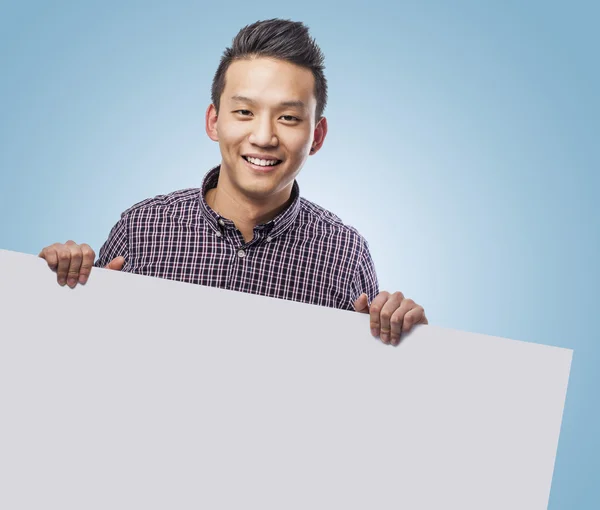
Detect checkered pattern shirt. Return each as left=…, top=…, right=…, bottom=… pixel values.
left=95, top=167, right=379, bottom=310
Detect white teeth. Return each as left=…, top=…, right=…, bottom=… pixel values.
left=246, top=157, right=278, bottom=167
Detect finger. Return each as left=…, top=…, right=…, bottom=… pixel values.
left=402, top=306, right=427, bottom=335
left=354, top=293, right=369, bottom=313
left=78, top=244, right=96, bottom=284
left=379, top=291, right=405, bottom=345
left=55, top=246, right=72, bottom=286
left=105, top=256, right=125, bottom=271
left=66, top=243, right=83, bottom=288
left=389, top=298, right=416, bottom=346
left=368, top=291, right=390, bottom=341
left=39, top=246, right=59, bottom=270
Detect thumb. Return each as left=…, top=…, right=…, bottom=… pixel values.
left=105, top=256, right=125, bottom=271
left=354, top=293, right=370, bottom=313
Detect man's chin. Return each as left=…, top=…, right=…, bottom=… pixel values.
left=221, top=163, right=295, bottom=202
left=234, top=177, right=294, bottom=204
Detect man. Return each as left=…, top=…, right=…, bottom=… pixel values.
left=39, top=19, right=427, bottom=346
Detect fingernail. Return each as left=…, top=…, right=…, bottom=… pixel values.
left=79, top=275, right=88, bottom=284
left=67, top=277, right=76, bottom=287
left=371, top=328, right=379, bottom=338
left=381, top=333, right=389, bottom=344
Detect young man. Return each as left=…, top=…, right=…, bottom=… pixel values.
left=39, top=19, right=427, bottom=346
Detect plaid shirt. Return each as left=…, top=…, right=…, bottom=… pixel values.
left=95, top=167, right=379, bottom=310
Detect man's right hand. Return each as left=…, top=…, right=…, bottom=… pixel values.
left=38, top=240, right=125, bottom=287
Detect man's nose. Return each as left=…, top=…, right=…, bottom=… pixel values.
left=248, top=117, right=278, bottom=147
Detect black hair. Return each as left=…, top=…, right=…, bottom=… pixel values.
left=211, top=19, right=328, bottom=119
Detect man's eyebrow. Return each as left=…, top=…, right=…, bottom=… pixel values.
left=231, top=95, right=256, bottom=104
left=230, top=95, right=306, bottom=109
left=279, top=100, right=306, bottom=109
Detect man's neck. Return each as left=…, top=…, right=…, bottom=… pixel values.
left=206, top=177, right=293, bottom=243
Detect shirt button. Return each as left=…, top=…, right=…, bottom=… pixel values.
left=266, top=236, right=272, bottom=242
left=218, top=219, right=225, bottom=226
left=215, top=231, right=222, bottom=237
left=237, top=249, right=246, bottom=258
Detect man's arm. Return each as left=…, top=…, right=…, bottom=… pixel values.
left=350, top=239, right=380, bottom=306
left=94, top=217, right=129, bottom=269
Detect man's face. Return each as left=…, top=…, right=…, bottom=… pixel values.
left=206, top=57, right=326, bottom=203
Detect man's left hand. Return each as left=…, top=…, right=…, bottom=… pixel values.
left=354, top=291, right=428, bottom=346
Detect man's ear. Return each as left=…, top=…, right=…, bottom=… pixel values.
left=310, top=116, right=328, bottom=155
left=205, top=104, right=219, bottom=142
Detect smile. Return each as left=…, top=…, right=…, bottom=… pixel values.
left=242, top=156, right=282, bottom=167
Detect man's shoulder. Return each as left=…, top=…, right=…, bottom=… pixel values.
left=297, top=197, right=367, bottom=243
left=121, top=188, right=202, bottom=217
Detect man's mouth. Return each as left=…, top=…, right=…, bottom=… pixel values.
left=242, top=156, right=283, bottom=167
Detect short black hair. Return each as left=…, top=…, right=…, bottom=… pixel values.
left=211, top=19, right=328, bottom=119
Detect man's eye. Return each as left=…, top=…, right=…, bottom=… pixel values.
left=281, top=115, right=300, bottom=122
left=235, top=110, right=252, bottom=116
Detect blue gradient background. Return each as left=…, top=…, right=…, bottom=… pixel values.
left=1, top=1, right=598, bottom=507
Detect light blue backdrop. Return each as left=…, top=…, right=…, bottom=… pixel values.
left=1, top=1, right=598, bottom=507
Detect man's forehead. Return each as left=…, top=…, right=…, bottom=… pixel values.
left=222, top=58, right=316, bottom=107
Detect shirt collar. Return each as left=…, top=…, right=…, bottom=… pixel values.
left=198, top=165, right=301, bottom=239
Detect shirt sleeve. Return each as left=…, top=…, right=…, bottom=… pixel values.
left=94, top=216, right=129, bottom=268
left=350, top=239, right=380, bottom=306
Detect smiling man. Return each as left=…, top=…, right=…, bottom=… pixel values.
left=39, top=19, right=427, bottom=346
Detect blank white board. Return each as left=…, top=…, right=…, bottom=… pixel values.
left=0, top=249, right=572, bottom=509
